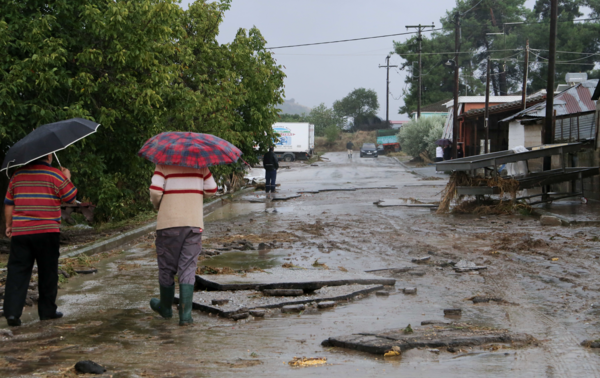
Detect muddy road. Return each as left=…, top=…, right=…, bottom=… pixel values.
left=2, top=152, right=600, bottom=377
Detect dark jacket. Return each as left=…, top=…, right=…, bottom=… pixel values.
left=346, top=141, right=354, bottom=150
left=263, top=151, right=279, bottom=171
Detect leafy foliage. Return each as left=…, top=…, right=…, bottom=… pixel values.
left=0, top=0, right=285, bottom=221
left=394, top=0, right=600, bottom=117
left=397, top=116, right=446, bottom=158
left=333, top=88, right=379, bottom=129
left=307, top=103, right=344, bottom=136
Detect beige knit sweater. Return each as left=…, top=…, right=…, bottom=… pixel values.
left=149, top=165, right=218, bottom=230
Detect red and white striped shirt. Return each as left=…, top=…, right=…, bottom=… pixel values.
left=149, top=165, right=217, bottom=230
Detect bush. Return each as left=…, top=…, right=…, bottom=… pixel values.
left=324, top=124, right=341, bottom=146
left=397, top=116, right=446, bottom=158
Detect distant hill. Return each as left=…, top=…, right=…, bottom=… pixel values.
left=277, top=98, right=311, bottom=115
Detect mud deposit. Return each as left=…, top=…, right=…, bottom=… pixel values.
left=2, top=152, right=600, bottom=377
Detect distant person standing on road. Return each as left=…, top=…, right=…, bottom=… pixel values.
left=346, top=141, right=354, bottom=158
left=3, top=154, right=77, bottom=327
left=263, top=146, right=279, bottom=196
left=435, top=146, right=444, bottom=162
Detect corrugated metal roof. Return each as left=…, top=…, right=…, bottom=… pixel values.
left=460, top=94, right=546, bottom=118
left=501, top=79, right=598, bottom=122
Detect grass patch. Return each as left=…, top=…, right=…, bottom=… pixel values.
left=92, top=210, right=156, bottom=233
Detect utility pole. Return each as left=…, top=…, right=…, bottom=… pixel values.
left=379, top=55, right=397, bottom=127
left=544, top=0, right=557, bottom=172
left=452, top=13, right=460, bottom=159
left=406, top=23, right=435, bottom=119
left=484, top=56, right=490, bottom=154
left=522, top=39, right=529, bottom=110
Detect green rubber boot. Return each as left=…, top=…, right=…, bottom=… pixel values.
left=150, top=284, right=174, bottom=319
left=178, top=284, right=195, bottom=326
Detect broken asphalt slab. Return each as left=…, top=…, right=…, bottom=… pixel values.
left=195, top=267, right=395, bottom=291
left=323, top=323, right=537, bottom=355
left=185, top=283, right=384, bottom=318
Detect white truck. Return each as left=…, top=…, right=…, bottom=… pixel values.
left=272, top=122, right=314, bottom=161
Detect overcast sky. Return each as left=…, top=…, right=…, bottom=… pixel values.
left=181, top=0, right=538, bottom=120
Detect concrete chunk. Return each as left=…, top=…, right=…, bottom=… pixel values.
left=249, top=309, right=266, bottom=317
left=317, top=301, right=336, bottom=309
left=540, top=215, right=562, bottom=226
left=444, top=308, right=462, bottom=316
left=403, top=287, right=417, bottom=295
left=230, top=312, right=249, bottom=321
left=281, top=304, right=305, bottom=313
left=375, top=291, right=390, bottom=296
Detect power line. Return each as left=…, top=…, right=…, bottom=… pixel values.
left=266, top=28, right=443, bottom=50
left=266, top=17, right=600, bottom=51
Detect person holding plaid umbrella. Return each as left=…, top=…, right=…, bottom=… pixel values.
left=138, top=132, right=241, bottom=326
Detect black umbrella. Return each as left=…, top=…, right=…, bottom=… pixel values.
left=1, top=118, right=101, bottom=172
left=435, top=138, right=452, bottom=147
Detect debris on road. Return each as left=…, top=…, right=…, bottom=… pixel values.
left=403, top=287, right=417, bottom=295
left=444, top=308, right=462, bottom=316
left=75, top=360, right=106, bottom=375
left=288, top=357, right=327, bottom=367
left=249, top=309, right=266, bottom=317
left=454, top=260, right=487, bottom=273
left=412, top=256, right=431, bottom=264
left=469, top=296, right=505, bottom=304
left=282, top=304, right=305, bottom=313
left=581, top=340, right=600, bottom=348
left=317, top=301, right=335, bottom=309
left=191, top=283, right=383, bottom=319
left=375, top=291, right=390, bottom=296
left=195, top=268, right=395, bottom=291
left=323, top=323, right=536, bottom=355
left=540, top=215, right=563, bottom=226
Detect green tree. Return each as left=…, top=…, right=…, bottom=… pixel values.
left=394, top=0, right=600, bottom=117
left=324, top=124, right=340, bottom=146
left=307, top=103, right=344, bottom=136
left=397, top=116, right=446, bottom=158
left=333, top=88, right=379, bottom=128
left=0, top=0, right=285, bottom=222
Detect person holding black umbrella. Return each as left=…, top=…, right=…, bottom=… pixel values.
left=1, top=118, right=99, bottom=327
left=3, top=154, right=77, bottom=326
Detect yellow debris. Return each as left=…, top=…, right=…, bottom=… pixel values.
left=288, top=357, right=327, bottom=367
left=551, top=257, right=559, bottom=261
left=384, top=350, right=401, bottom=357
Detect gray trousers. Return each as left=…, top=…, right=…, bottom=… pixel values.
left=155, top=227, right=202, bottom=286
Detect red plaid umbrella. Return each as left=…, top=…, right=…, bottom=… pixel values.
left=138, top=132, right=242, bottom=168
